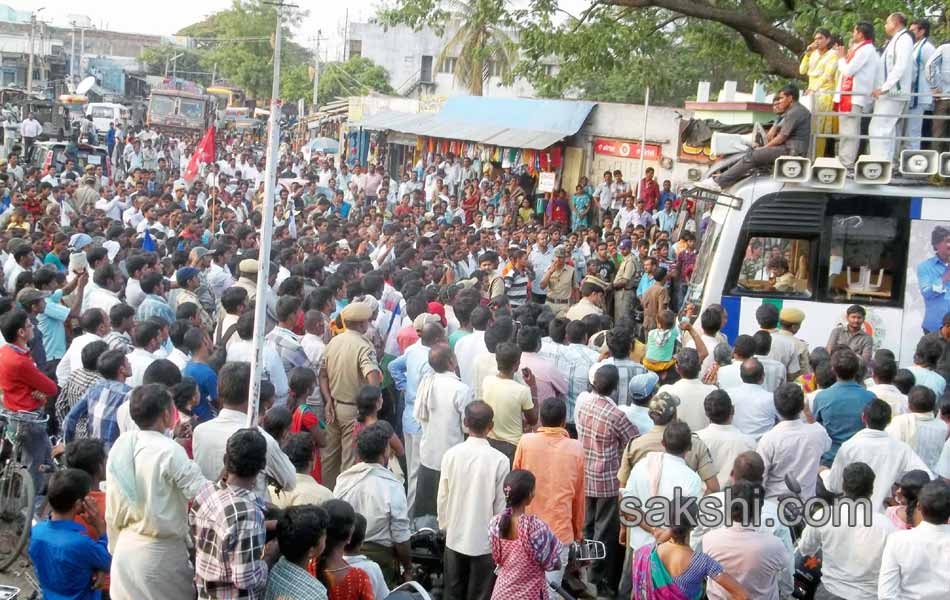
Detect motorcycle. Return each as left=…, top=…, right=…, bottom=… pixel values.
left=781, top=474, right=823, bottom=600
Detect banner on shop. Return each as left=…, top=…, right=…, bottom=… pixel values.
left=593, top=138, right=662, bottom=161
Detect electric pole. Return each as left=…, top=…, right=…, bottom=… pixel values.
left=312, top=30, right=321, bottom=113
left=248, top=0, right=297, bottom=426
left=26, top=13, right=36, bottom=93
left=70, top=24, right=76, bottom=86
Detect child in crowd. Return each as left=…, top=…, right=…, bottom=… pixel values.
left=29, top=468, right=112, bottom=600
left=643, top=310, right=679, bottom=375
left=262, top=405, right=293, bottom=445
left=271, top=433, right=333, bottom=509
left=354, top=384, right=404, bottom=458
left=343, top=513, right=390, bottom=600
left=289, top=366, right=327, bottom=483
left=172, top=376, right=200, bottom=457
left=312, top=499, right=375, bottom=600
left=64, top=439, right=111, bottom=594
left=886, top=470, right=930, bottom=530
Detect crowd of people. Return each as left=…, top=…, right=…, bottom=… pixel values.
left=2, top=14, right=950, bottom=600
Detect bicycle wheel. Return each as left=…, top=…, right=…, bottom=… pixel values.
left=0, top=464, right=35, bottom=572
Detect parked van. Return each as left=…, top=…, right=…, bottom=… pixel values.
left=86, top=102, right=130, bottom=134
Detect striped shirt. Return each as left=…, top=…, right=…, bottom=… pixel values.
left=504, top=268, right=530, bottom=306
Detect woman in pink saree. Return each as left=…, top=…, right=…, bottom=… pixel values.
left=630, top=501, right=748, bottom=600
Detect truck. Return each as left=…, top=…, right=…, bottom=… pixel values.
left=146, top=78, right=212, bottom=135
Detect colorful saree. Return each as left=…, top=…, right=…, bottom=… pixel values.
left=631, top=544, right=696, bottom=600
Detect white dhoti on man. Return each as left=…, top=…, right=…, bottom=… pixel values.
left=838, top=104, right=868, bottom=167
left=110, top=531, right=196, bottom=600
left=869, top=97, right=908, bottom=160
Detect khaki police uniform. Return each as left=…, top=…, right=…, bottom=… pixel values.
left=321, top=328, right=381, bottom=488
left=544, top=264, right=576, bottom=316
left=613, top=253, right=639, bottom=322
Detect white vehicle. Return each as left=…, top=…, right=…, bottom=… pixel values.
left=86, top=102, right=130, bottom=134
left=685, top=98, right=950, bottom=365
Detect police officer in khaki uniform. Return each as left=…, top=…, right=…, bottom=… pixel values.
left=613, top=238, right=639, bottom=322
left=541, top=245, right=577, bottom=316
left=778, top=307, right=811, bottom=375
left=319, top=301, right=383, bottom=489
left=565, top=276, right=608, bottom=321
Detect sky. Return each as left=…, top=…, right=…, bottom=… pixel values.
left=28, top=0, right=381, bottom=61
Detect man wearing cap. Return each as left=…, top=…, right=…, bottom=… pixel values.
left=612, top=239, right=639, bottom=323
left=565, top=276, right=607, bottom=321
left=777, top=307, right=811, bottom=376
left=320, top=301, right=384, bottom=489
left=173, top=267, right=215, bottom=333
left=540, top=246, right=576, bottom=317
left=75, top=175, right=99, bottom=214
left=617, top=390, right=719, bottom=494
left=234, top=258, right=277, bottom=331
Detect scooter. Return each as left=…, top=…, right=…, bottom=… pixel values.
left=781, top=475, right=823, bottom=600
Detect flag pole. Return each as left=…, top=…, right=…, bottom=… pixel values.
left=247, top=1, right=290, bottom=427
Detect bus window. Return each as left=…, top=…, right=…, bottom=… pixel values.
left=823, top=214, right=902, bottom=305
left=731, top=235, right=813, bottom=298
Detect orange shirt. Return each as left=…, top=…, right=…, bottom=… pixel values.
left=513, top=427, right=586, bottom=543
left=74, top=489, right=110, bottom=590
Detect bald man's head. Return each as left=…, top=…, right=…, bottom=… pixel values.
left=464, top=401, right=494, bottom=435
left=739, top=358, right=765, bottom=385
left=421, top=322, right=446, bottom=346
left=428, top=342, right=455, bottom=373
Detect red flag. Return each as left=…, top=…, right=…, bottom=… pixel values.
left=183, top=125, right=216, bottom=182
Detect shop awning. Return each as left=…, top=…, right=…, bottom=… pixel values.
left=353, top=97, right=596, bottom=150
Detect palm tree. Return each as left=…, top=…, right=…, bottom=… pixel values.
left=435, top=0, right=517, bottom=96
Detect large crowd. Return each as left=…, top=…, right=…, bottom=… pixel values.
left=2, top=12, right=950, bottom=600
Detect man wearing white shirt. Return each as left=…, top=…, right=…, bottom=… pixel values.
left=753, top=332, right=788, bottom=393
left=696, top=390, right=757, bottom=489
left=85, top=265, right=122, bottom=314
left=415, top=345, right=473, bottom=518
left=885, top=385, right=948, bottom=470
left=757, top=384, right=831, bottom=499
left=716, top=334, right=754, bottom=390
left=878, top=480, right=950, bottom=600
left=869, top=13, right=915, bottom=161
left=927, top=40, right=950, bottom=154
left=454, top=309, right=490, bottom=389
left=799, top=462, right=897, bottom=600
left=527, top=232, right=555, bottom=303
left=904, top=19, right=936, bottom=150
left=866, top=358, right=908, bottom=415
left=826, top=399, right=931, bottom=512
left=56, top=309, right=109, bottom=386
left=756, top=304, right=800, bottom=380
left=723, top=358, right=777, bottom=440
left=95, top=187, right=128, bottom=221
left=437, top=401, right=507, bottom=600
left=836, top=25, right=881, bottom=166
left=192, top=362, right=296, bottom=501
left=655, top=348, right=716, bottom=432
left=126, top=321, right=162, bottom=388
left=227, top=312, right=289, bottom=407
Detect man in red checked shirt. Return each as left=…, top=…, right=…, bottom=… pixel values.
left=636, top=167, right=661, bottom=212
left=0, top=309, right=59, bottom=495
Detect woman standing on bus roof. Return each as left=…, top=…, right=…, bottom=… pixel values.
left=800, top=28, right=839, bottom=157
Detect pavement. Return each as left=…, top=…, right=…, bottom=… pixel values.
left=0, top=556, right=39, bottom=599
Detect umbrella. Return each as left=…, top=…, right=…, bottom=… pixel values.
left=306, top=137, right=339, bottom=154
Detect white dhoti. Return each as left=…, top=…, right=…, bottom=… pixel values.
left=903, top=103, right=930, bottom=150
left=869, top=97, right=908, bottom=160
left=404, top=431, right=421, bottom=516
left=838, top=104, right=867, bottom=168
left=110, top=530, right=196, bottom=600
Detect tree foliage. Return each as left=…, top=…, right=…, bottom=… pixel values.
left=380, top=0, right=949, bottom=104
left=317, top=57, right=395, bottom=102
left=140, top=46, right=207, bottom=82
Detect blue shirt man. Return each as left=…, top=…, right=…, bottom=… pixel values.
left=38, top=290, right=70, bottom=361
left=918, top=226, right=950, bottom=333
left=29, top=519, right=111, bottom=600
left=184, top=361, right=218, bottom=422
left=813, top=380, right=875, bottom=465
left=388, top=338, right=434, bottom=435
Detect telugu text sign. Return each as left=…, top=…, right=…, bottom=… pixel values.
left=593, top=138, right=662, bottom=161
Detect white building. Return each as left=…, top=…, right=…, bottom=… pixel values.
left=346, top=21, right=557, bottom=100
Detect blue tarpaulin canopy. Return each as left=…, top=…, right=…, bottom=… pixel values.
left=353, top=97, right=596, bottom=150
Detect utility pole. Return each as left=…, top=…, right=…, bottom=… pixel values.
left=70, top=24, right=76, bottom=86
left=248, top=0, right=297, bottom=426
left=211, top=63, right=217, bottom=86
left=79, top=27, right=85, bottom=79
left=312, top=31, right=321, bottom=113
left=26, top=13, right=36, bottom=93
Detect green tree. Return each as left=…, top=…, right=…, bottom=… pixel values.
left=317, top=57, right=395, bottom=102
left=378, top=0, right=517, bottom=95
left=177, top=0, right=310, bottom=100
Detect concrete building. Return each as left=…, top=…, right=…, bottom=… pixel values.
left=346, top=21, right=557, bottom=100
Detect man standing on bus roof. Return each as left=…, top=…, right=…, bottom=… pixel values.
left=698, top=85, right=811, bottom=192
left=836, top=21, right=880, bottom=168
left=869, top=13, right=915, bottom=162
left=918, top=226, right=950, bottom=334
left=904, top=19, right=935, bottom=151
left=826, top=305, right=874, bottom=363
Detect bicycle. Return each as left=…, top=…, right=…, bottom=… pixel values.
left=0, top=409, right=48, bottom=573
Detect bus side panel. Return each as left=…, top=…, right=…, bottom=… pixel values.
left=730, top=296, right=903, bottom=362
left=901, top=213, right=950, bottom=367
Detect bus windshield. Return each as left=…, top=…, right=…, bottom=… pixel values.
left=180, top=99, right=204, bottom=120
left=91, top=106, right=114, bottom=119
left=150, top=95, right=176, bottom=116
